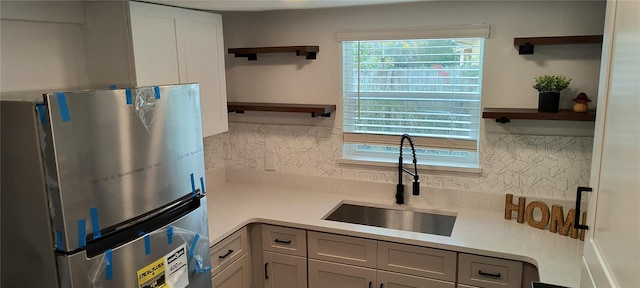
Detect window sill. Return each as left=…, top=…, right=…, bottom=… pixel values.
left=337, top=157, right=482, bottom=176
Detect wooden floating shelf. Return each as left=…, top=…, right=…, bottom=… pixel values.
left=228, top=46, right=319, bottom=60
left=482, top=108, right=596, bottom=123
left=227, top=102, right=336, bottom=117
left=513, top=35, right=603, bottom=54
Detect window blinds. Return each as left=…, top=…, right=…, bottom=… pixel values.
left=342, top=37, right=484, bottom=152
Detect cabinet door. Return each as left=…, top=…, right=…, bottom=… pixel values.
left=128, top=1, right=181, bottom=86
left=212, top=253, right=252, bottom=288
left=377, top=270, right=455, bottom=288
left=180, top=11, right=228, bottom=136
left=581, top=0, right=640, bottom=287
left=263, top=251, right=307, bottom=288
left=309, top=259, right=376, bottom=288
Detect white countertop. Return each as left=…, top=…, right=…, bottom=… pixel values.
left=206, top=181, right=584, bottom=287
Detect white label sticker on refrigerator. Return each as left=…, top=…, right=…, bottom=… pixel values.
left=165, top=244, right=189, bottom=288
left=137, top=244, right=188, bottom=288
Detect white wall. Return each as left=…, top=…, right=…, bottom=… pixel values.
left=222, top=1, right=606, bottom=126
left=0, top=2, right=89, bottom=93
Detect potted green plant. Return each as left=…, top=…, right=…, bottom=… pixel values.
left=533, top=75, right=571, bottom=112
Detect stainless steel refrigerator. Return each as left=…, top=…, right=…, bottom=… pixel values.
left=1, top=84, right=212, bottom=288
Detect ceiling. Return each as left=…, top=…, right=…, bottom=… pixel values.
left=144, top=0, right=426, bottom=12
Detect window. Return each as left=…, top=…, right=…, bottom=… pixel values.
left=341, top=31, right=486, bottom=169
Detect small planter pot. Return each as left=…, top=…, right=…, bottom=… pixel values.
left=538, top=92, right=560, bottom=113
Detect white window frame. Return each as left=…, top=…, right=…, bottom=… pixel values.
left=338, top=25, right=490, bottom=172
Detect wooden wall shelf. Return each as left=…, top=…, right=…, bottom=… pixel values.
left=483, top=108, right=596, bottom=123
left=228, top=46, right=319, bottom=60
left=513, top=35, right=603, bottom=54
left=228, top=102, right=336, bottom=117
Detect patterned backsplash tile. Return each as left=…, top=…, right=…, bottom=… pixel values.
left=204, top=122, right=592, bottom=200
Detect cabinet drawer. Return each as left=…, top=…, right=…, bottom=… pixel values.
left=262, top=225, right=307, bottom=257
left=458, top=254, right=523, bottom=288
left=308, top=231, right=377, bottom=268
left=378, top=241, right=457, bottom=282
left=211, top=227, right=249, bottom=277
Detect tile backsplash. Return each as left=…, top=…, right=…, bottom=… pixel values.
left=205, top=122, right=592, bottom=200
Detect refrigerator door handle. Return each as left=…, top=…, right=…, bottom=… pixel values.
left=85, top=195, right=202, bottom=258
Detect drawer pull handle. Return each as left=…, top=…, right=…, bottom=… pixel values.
left=478, top=270, right=501, bottom=278
left=274, top=239, right=292, bottom=244
left=368, top=281, right=372, bottom=288
left=265, top=262, right=269, bottom=280
left=218, top=249, right=234, bottom=259
left=380, top=284, right=384, bottom=288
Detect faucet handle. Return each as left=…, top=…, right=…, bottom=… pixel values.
left=396, top=184, right=405, bottom=204
left=412, top=180, right=420, bottom=196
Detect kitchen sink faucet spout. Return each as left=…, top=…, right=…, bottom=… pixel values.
left=396, top=134, right=420, bottom=205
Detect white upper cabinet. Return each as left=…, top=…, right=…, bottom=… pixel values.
left=84, top=1, right=228, bottom=137
left=180, top=12, right=228, bottom=137
left=128, top=2, right=181, bottom=86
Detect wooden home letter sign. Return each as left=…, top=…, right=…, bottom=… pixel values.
left=504, top=194, right=587, bottom=241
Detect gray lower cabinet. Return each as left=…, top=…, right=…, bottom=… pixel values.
left=261, top=225, right=308, bottom=288
left=211, top=227, right=251, bottom=288
left=308, top=231, right=457, bottom=288
left=238, top=224, right=534, bottom=288
left=308, top=259, right=455, bottom=288
left=457, top=253, right=523, bottom=288
left=378, top=270, right=455, bottom=288
left=308, top=259, right=376, bottom=288
left=212, top=253, right=252, bottom=288
left=377, top=241, right=457, bottom=283
left=263, top=250, right=307, bottom=287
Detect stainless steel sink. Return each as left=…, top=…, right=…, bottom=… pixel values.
left=324, top=203, right=456, bottom=237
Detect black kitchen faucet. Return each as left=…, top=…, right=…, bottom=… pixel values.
left=396, top=134, right=420, bottom=205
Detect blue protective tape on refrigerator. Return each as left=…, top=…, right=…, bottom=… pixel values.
left=109, top=85, right=117, bottom=90
left=78, top=219, right=87, bottom=248
left=125, top=89, right=133, bottom=105
left=200, top=177, right=206, bottom=194
left=194, top=258, right=211, bottom=273
left=105, top=249, right=113, bottom=280
left=153, top=86, right=160, bottom=99
left=189, top=233, right=200, bottom=258
left=55, top=92, right=71, bottom=122
left=144, top=234, right=151, bottom=255
left=190, top=173, right=196, bottom=196
left=167, top=226, right=173, bottom=245
left=90, top=208, right=101, bottom=239
left=36, top=104, right=48, bottom=126
left=56, top=230, right=64, bottom=250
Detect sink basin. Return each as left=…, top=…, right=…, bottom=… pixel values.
left=324, top=203, right=456, bottom=237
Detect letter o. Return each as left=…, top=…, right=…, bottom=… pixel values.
left=526, top=201, right=550, bottom=229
